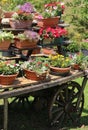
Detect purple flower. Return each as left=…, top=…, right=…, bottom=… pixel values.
left=20, top=2, right=34, bottom=13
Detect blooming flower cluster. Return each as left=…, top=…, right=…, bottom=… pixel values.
left=39, top=27, right=67, bottom=40
left=44, top=2, right=65, bottom=10
left=21, top=57, right=50, bottom=75
left=49, top=54, right=71, bottom=68
left=0, top=60, right=20, bottom=75
left=12, top=10, right=33, bottom=20
left=43, top=2, right=65, bottom=18
left=15, top=30, right=39, bottom=42
left=19, top=2, right=35, bottom=13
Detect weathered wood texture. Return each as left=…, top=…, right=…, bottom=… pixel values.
left=0, top=71, right=86, bottom=99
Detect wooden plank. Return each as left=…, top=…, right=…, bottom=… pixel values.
left=0, top=71, right=85, bottom=99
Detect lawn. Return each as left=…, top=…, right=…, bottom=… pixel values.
left=0, top=78, right=88, bottom=130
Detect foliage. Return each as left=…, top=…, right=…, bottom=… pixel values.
left=0, top=60, right=20, bottom=75
left=0, top=31, right=14, bottom=42
left=21, top=57, right=50, bottom=75
left=80, top=41, right=88, bottom=50
left=64, top=0, right=88, bottom=40
left=49, top=54, right=71, bottom=68
left=67, top=41, right=81, bottom=53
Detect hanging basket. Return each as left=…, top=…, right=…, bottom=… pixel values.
left=24, top=69, right=47, bottom=81
left=50, top=66, right=71, bottom=76
left=9, top=19, right=32, bottom=29
left=37, top=17, right=59, bottom=28
left=0, top=40, right=11, bottom=51
left=14, top=39, right=37, bottom=49
left=0, top=73, right=18, bottom=85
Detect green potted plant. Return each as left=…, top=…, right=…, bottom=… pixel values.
left=0, top=60, right=20, bottom=85
left=21, top=56, right=50, bottom=81
left=0, top=31, right=14, bottom=50
left=49, top=54, right=71, bottom=76
left=14, top=30, right=39, bottom=49
left=71, top=53, right=88, bottom=70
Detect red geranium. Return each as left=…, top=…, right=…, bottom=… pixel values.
left=39, top=27, right=67, bottom=40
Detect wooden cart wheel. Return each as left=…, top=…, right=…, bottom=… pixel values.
left=48, top=81, right=84, bottom=126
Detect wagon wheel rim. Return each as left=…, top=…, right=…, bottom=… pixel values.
left=48, top=81, right=84, bottom=126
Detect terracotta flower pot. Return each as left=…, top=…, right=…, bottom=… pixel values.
left=9, top=19, right=32, bottom=29
left=50, top=66, right=71, bottom=76
left=14, top=39, right=37, bottom=49
left=0, top=40, right=11, bottom=51
left=72, top=64, right=80, bottom=70
left=37, top=17, right=59, bottom=28
left=24, top=69, right=47, bottom=81
left=4, top=11, right=14, bottom=18
left=41, top=48, right=56, bottom=55
left=0, top=73, right=18, bottom=85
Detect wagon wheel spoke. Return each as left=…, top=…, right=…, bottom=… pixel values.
left=64, top=87, right=69, bottom=101
left=52, top=107, right=63, bottom=115
left=51, top=110, right=64, bottom=125
left=48, top=81, right=84, bottom=127
left=71, top=91, right=80, bottom=102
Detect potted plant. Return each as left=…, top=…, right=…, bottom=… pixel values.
left=39, top=26, right=67, bottom=45
left=0, top=31, right=14, bottom=50
left=9, top=11, right=33, bottom=29
left=0, top=60, right=20, bottom=85
left=49, top=54, right=71, bottom=75
left=9, top=2, right=35, bottom=29
left=21, top=56, right=50, bottom=81
left=37, top=2, right=65, bottom=27
left=71, top=53, right=88, bottom=70
left=14, top=30, right=39, bottom=49
left=66, top=41, right=81, bottom=57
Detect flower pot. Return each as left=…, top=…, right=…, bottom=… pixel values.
left=32, top=46, right=41, bottom=54
left=50, top=66, right=71, bottom=76
left=72, top=64, right=80, bottom=70
left=24, top=69, right=47, bottom=81
left=4, top=11, right=14, bottom=18
left=0, top=40, right=11, bottom=51
left=54, top=37, right=64, bottom=45
left=9, top=19, right=32, bottom=29
left=41, top=48, right=56, bottom=55
left=37, top=17, right=59, bottom=28
left=0, top=73, right=18, bottom=85
left=14, top=39, right=37, bottom=49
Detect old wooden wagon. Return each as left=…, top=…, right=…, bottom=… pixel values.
left=0, top=61, right=87, bottom=130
